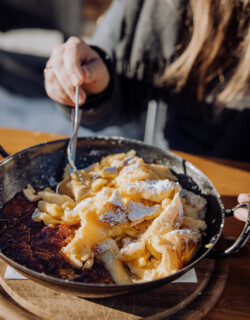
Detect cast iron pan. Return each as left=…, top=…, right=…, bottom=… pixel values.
left=0, top=137, right=249, bottom=298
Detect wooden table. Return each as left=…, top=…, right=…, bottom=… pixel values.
left=0, top=127, right=249, bottom=320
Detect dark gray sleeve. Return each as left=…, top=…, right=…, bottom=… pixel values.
left=89, top=0, right=127, bottom=56
left=78, top=47, right=123, bottom=131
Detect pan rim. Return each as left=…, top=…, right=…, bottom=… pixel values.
left=0, top=136, right=225, bottom=290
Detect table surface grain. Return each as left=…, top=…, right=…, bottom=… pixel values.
left=0, top=127, right=249, bottom=320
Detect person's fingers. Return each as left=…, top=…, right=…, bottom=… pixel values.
left=238, top=193, right=250, bottom=203
left=49, top=44, right=76, bottom=102
left=63, top=37, right=90, bottom=86
left=45, top=42, right=86, bottom=105
left=44, top=68, right=75, bottom=106
left=234, top=193, right=250, bottom=222
left=234, top=207, right=248, bottom=222
left=53, top=61, right=86, bottom=104
left=80, top=56, right=110, bottom=95
left=44, top=37, right=110, bottom=104
left=45, top=56, right=53, bottom=70
left=81, top=57, right=105, bottom=84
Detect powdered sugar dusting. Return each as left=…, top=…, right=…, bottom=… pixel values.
left=181, top=189, right=206, bottom=210
left=122, top=163, right=140, bottom=173
left=167, top=228, right=201, bottom=244
left=128, top=201, right=160, bottom=223
left=127, top=179, right=180, bottom=195
left=103, top=167, right=118, bottom=173
left=110, top=160, right=123, bottom=169
left=108, top=190, right=126, bottom=210
left=123, top=156, right=137, bottom=166
left=170, top=228, right=199, bottom=235
left=96, top=188, right=112, bottom=202
left=99, top=190, right=128, bottom=226
left=99, top=209, right=127, bottom=226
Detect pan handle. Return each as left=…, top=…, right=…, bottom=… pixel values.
left=0, top=145, right=9, bottom=158
left=208, top=202, right=250, bottom=259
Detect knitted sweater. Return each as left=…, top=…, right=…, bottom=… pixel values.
left=61, top=0, right=250, bottom=161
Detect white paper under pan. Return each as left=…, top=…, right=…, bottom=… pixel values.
left=4, top=266, right=197, bottom=283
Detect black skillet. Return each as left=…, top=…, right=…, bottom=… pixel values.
left=0, top=137, right=249, bottom=298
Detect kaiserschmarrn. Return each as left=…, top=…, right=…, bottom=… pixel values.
left=23, top=150, right=207, bottom=284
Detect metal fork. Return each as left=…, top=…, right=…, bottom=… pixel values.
left=67, top=86, right=86, bottom=186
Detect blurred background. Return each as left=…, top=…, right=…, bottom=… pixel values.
left=0, top=0, right=140, bottom=138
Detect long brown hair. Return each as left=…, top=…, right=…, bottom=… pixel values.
left=162, top=0, right=250, bottom=107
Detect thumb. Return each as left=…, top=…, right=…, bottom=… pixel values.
left=81, top=57, right=105, bottom=84
left=82, top=60, right=99, bottom=84
left=80, top=54, right=110, bottom=95
left=81, top=65, right=95, bottom=83
left=234, top=207, right=247, bottom=222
